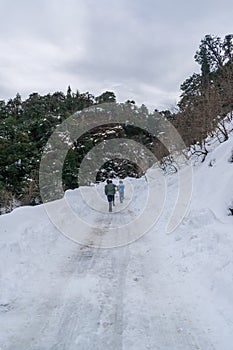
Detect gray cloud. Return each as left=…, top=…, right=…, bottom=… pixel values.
left=0, top=0, right=232, bottom=109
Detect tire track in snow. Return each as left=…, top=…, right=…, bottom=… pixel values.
left=30, top=214, right=130, bottom=350
left=93, top=244, right=130, bottom=350
left=32, top=238, right=105, bottom=349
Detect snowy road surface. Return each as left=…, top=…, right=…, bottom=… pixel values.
left=1, top=135, right=233, bottom=349
left=1, top=197, right=233, bottom=349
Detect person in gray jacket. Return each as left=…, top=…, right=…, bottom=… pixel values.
left=105, top=179, right=116, bottom=212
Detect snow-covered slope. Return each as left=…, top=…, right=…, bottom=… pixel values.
left=0, top=136, right=233, bottom=350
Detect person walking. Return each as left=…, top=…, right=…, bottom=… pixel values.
left=105, top=179, right=116, bottom=212
left=118, top=180, right=125, bottom=203
left=112, top=180, right=117, bottom=206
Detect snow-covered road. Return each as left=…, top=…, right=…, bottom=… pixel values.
left=1, top=197, right=233, bottom=349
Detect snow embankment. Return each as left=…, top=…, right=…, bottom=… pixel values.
left=192, top=135, right=233, bottom=218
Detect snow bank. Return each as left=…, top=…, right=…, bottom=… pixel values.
left=192, top=134, right=233, bottom=218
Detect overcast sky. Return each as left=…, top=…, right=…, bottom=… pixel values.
left=0, top=0, right=232, bottom=110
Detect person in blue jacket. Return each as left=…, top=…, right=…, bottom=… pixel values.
left=118, top=180, right=125, bottom=203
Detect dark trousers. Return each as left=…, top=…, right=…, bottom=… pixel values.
left=107, top=195, right=114, bottom=212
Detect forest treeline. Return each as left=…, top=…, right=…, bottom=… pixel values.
left=0, top=34, right=233, bottom=212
